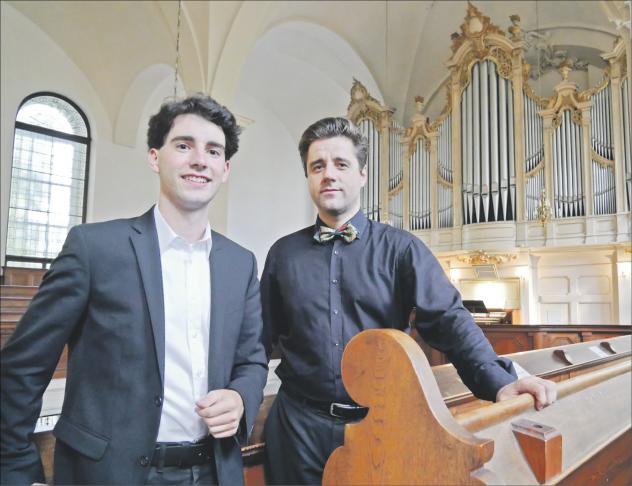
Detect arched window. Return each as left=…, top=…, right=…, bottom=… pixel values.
left=6, top=93, right=90, bottom=268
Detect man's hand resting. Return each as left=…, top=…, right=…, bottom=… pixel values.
left=496, top=376, right=557, bottom=410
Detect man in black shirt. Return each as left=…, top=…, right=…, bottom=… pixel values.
left=261, top=117, right=556, bottom=485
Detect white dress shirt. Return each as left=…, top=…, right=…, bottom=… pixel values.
left=154, top=206, right=212, bottom=442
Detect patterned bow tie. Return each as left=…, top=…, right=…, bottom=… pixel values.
left=314, top=223, right=358, bottom=244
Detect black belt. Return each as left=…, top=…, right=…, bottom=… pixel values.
left=151, top=437, right=213, bottom=468
left=284, top=388, right=369, bottom=420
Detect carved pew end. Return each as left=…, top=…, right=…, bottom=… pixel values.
left=512, top=418, right=562, bottom=484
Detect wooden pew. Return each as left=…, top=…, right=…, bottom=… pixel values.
left=323, top=330, right=631, bottom=485
left=415, top=324, right=631, bottom=366
left=28, top=335, right=631, bottom=484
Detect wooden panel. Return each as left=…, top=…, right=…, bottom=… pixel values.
left=542, top=332, right=581, bottom=348
left=33, top=432, right=55, bottom=484
left=415, top=325, right=631, bottom=366
left=0, top=285, right=38, bottom=298
left=484, top=332, right=531, bottom=354
left=2, top=267, right=46, bottom=286
left=557, top=429, right=631, bottom=486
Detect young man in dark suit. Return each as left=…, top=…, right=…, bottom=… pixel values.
left=1, top=94, right=267, bottom=485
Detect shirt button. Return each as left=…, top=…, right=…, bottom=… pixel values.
left=335, top=342, right=339, bottom=346
left=334, top=250, right=339, bottom=255
left=139, top=455, right=150, bottom=467
left=332, top=279, right=338, bottom=284
left=333, top=309, right=339, bottom=315
left=154, top=395, right=162, bottom=407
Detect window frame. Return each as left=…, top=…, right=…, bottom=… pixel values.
left=5, top=92, right=91, bottom=268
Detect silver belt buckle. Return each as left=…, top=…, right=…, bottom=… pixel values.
left=329, top=402, right=344, bottom=418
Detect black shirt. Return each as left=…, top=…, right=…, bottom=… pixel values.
left=261, top=211, right=516, bottom=404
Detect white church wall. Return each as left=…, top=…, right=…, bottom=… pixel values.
left=228, top=21, right=383, bottom=271
left=228, top=93, right=314, bottom=271
left=535, top=250, right=619, bottom=325
left=0, top=3, right=157, bottom=268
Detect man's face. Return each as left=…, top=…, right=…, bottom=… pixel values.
left=148, top=113, right=230, bottom=214
left=306, top=136, right=367, bottom=222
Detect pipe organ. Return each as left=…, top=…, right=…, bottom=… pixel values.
left=461, top=59, right=516, bottom=224
left=346, top=4, right=630, bottom=243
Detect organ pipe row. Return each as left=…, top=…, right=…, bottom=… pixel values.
left=589, top=83, right=616, bottom=215
left=552, top=111, right=585, bottom=218
left=359, top=118, right=380, bottom=221
left=461, top=60, right=515, bottom=224
left=389, top=121, right=404, bottom=229
left=346, top=5, right=629, bottom=232
left=409, top=138, right=431, bottom=230
left=622, top=78, right=631, bottom=212
left=524, top=93, right=545, bottom=220
left=437, top=114, right=453, bottom=228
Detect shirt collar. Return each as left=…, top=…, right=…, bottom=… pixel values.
left=313, top=210, right=368, bottom=240
left=154, top=205, right=212, bottom=256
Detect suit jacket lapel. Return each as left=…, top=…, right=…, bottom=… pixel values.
left=208, top=231, right=226, bottom=390
left=130, top=208, right=166, bottom=386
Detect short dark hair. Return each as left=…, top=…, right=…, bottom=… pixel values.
left=298, top=117, right=368, bottom=176
left=147, top=93, right=241, bottom=159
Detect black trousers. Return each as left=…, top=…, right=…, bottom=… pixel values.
left=145, top=463, right=217, bottom=485
left=264, top=388, right=349, bottom=485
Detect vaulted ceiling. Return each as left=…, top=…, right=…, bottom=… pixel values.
left=8, top=1, right=628, bottom=131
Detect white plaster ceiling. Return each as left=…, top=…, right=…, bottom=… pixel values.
left=8, top=0, right=626, bottom=132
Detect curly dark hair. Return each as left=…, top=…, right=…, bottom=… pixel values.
left=298, top=117, right=368, bottom=176
left=147, top=94, right=241, bottom=159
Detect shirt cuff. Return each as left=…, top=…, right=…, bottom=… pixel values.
left=474, top=357, right=518, bottom=402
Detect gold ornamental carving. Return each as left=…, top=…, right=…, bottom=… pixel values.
left=437, top=175, right=453, bottom=188
left=403, top=96, right=436, bottom=156
left=522, top=64, right=550, bottom=108
left=546, top=63, right=589, bottom=128
left=578, top=71, right=611, bottom=102
left=457, top=250, right=517, bottom=266
left=508, top=14, right=523, bottom=42
left=348, top=78, right=392, bottom=126
left=525, top=161, right=544, bottom=180
left=535, top=188, right=552, bottom=226
left=450, top=2, right=504, bottom=54
left=551, top=106, right=582, bottom=128
left=458, top=47, right=512, bottom=92
left=429, top=81, right=453, bottom=131
left=592, top=151, right=615, bottom=168
left=489, top=46, right=512, bottom=79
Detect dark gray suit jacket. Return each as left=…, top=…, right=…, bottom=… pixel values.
left=0, top=208, right=268, bottom=485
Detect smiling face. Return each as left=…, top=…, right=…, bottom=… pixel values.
left=306, top=136, right=367, bottom=227
left=148, top=113, right=230, bottom=217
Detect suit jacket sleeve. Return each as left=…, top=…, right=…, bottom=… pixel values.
left=401, top=238, right=517, bottom=402
left=1, top=226, right=91, bottom=485
left=226, top=252, right=267, bottom=444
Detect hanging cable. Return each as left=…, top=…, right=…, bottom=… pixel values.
left=173, top=0, right=182, bottom=99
